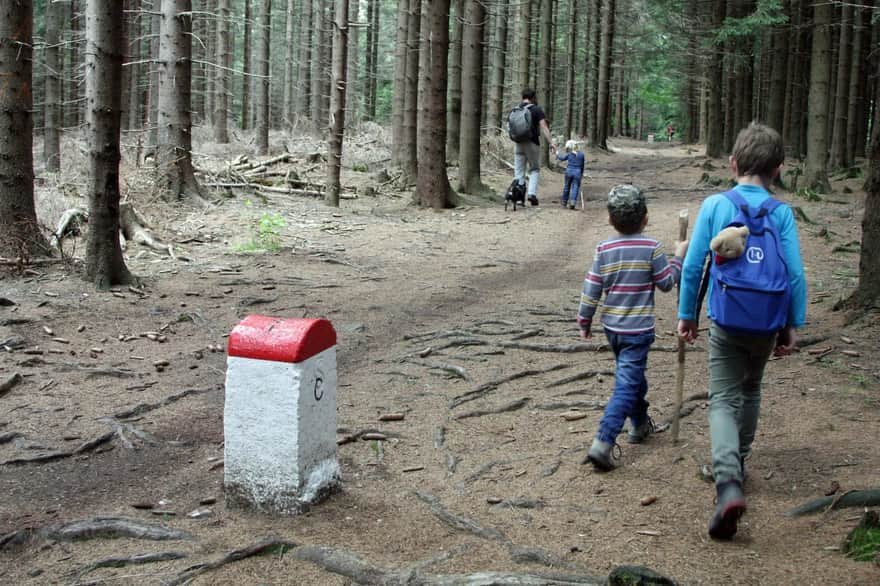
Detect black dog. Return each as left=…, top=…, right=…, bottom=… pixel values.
left=504, top=179, right=526, bottom=211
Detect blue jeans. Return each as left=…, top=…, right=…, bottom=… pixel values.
left=561, top=174, right=582, bottom=204
left=597, top=330, right=655, bottom=443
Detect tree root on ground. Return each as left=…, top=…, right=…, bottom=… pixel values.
left=0, top=372, right=23, bottom=396
left=449, top=364, right=570, bottom=409
left=72, top=550, right=187, bottom=581
left=544, top=370, right=614, bottom=388
left=500, top=341, right=692, bottom=353
left=785, top=489, right=880, bottom=517
left=1, top=517, right=193, bottom=551
left=654, top=392, right=708, bottom=433
left=454, top=397, right=530, bottom=420
left=165, top=537, right=296, bottom=586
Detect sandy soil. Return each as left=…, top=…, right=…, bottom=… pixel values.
left=1, top=137, right=878, bottom=585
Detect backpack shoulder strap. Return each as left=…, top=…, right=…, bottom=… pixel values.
left=759, top=197, right=784, bottom=215
left=721, top=189, right=748, bottom=213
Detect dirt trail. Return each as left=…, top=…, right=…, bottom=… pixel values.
left=1, top=139, right=878, bottom=585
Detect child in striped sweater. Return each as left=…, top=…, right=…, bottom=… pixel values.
left=578, top=184, right=688, bottom=471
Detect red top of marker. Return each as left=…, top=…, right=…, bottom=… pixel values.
left=228, top=315, right=337, bottom=363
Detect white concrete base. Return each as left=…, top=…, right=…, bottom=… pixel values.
left=224, top=347, right=339, bottom=515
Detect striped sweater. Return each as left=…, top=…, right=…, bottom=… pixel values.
left=577, top=234, right=682, bottom=335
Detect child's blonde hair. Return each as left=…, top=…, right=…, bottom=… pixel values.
left=565, top=139, right=578, bottom=151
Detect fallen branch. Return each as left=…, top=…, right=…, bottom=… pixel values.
left=405, top=358, right=470, bottom=381
left=784, top=489, right=880, bottom=517
left=545, top=370, right=614, bottom=388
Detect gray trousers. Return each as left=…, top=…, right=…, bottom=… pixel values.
left=513, top=141, right=540, bottom=197
left=707, top=323, right=777, bottom=485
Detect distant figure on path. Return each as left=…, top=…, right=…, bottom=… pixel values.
left=555, top=140, right=585, bottom=210
left=507, top=88, right=557, bottom=206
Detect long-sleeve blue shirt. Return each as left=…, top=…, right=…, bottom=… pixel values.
left=678, top=184, right=807, bottom=328
left=556, top=151, right=585, bottom=177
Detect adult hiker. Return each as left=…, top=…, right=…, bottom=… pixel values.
left=507, top=88, right=557, bottom=206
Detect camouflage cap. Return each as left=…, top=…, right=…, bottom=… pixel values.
left=607, top=184, right=645, bottom=212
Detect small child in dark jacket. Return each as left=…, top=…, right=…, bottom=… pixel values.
left=556, top=140, right=585, bottom=209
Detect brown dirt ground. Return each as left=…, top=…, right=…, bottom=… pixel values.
left=1, top=136, right=879, bottom=585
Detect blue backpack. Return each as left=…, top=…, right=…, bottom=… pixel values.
left=708, top=190, right=791, bottom=336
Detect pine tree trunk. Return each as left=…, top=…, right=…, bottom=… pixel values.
left=126, top=0, right=142, bottom=134
left=326, top=0, right=348, bottom=207
left=614, top=48, right=624, bottom=137
left=241, top=0, right=252, bottom=129
left=595, top=0, right=614, bottom=150
left=457, top=0, right=485, bottom=194
left=517, top=0, right=531, bottom=93
left=829, top=4, right=851, bottom=168
left=310, top=0, right=324, bottom=127
left=767, top=0, right=788, bottom=134
left=416, top=0, right=456, bottom=209
left=346, top=0, right=359, bottom=124
left=67, top=0, right=82, bottom=129
left=156, top=0, right=202, bottom=201
left=586, top=0, right=599, bottom=145
left=148, top=6, right=161, bottom=147
left=255, top=0, right=271, bottom=154
left=538, top=0, right=552, bottom=167
left=486, top=3, right=507, bottom=133
left=564, top=5, right=575, bottom=141
left=853, top=78, right=880, bottom=308
left=706, top=0, right=725, bottom=158
left=401, top=0, right=420, bottom=180
left=578, top=2, right=589, bottom=137
left=44, top=0, right=64, bottom=172
left=282, top=0, right=296, bottom=129
left=682, top=0, right=699, bottom=143
left=391, top=0, right=409, bottom=164
left=446, top=0, right=463, bottom=162
left=214, top=0, right=230, bottom=143
left=804, top=1, right=832, bottom=193
left=363, top=0, right=376, bottom=120
left=297, top=0, right=311, bottom=118
left=0, top=0, right=50, bottom=257
left=845, top=5, right=865, bottom=165
left=192, top=0, right=207, bottom=125
left=84, top=0, right=133, bottom=288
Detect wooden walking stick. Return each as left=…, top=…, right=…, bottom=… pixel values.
left=671, top=209, right=689, bottom=444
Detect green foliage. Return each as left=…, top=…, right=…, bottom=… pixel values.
left=844, top=512, right=880, bottom=562
left=715, top=0, right=788, bottom=42
left=795, top=188, right=822, bottom=202
left=352, top=162, right=369, bottom=172
left=232, top=209, right=287, bottom=254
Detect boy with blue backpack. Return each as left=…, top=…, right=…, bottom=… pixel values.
left=677, top=123, right=807, bottom=540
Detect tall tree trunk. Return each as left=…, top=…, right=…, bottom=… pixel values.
left=458, top=0, right=485, bottom=194
left=192, top=0, right=207, bottom=125
left=369, top=0, right=379, bottom=118
left=310, top=0, right=325, bottom=127
left=595, top=0, right=614, bottom=150
left=391, top=0, right=409, bottom=164
left=564, top=4, right=575, bottom=141
left=0, top=0, right=50, bottom=257
left=241, top=0, right=251, bottom=129
left=282, top=0, right=296, bottom=129
left=706, top=0, right=725, bottom=158
left=845, top=4, right=865, bottom=165
left=127, top=0, right=142, bottom=134
left=346, top=0, right=360, bottom=124
left=829, top=4, right=851, bottom=169
left=214, top=0, right=230, bottom=143
left=156, top=0, right=202, bottom=201
left=804, top=1, right=831, bottom=193
left=614, top=48, right=624, bottom=137
left=326, top=0, right=348, bottom=207
left=538, top=0, right=552, bottom=166
left=44, top=0, right=64, bottom=172
left=850, top=79, right=880, bottom=308
left=364, top=0, right=376, bottom=120
left=255, top=0, right=271, bottom=154
left=84, top=0, right=133, bottom=288
left=517, top=0, right=531, bottom=93
left=486, top=3, right=507, bottom=133
left=578, top=1, right=589, bottom=137
left=67, top=0, right=82, bottom=129
left=416, top=0, right=457, bottom=208
left=586, top=0, right=599, bottom=145
left=297, top=0, right=311, bottom=118
left=401, top=0, right=421, bottom=180
left=767, top=0, right=788, bottom=134
left=148, top=6, right=161, bottom=147
left=447, top=0, right=463, bottom=162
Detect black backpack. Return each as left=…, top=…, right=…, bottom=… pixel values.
left=507, top=104, right=533, bottom=143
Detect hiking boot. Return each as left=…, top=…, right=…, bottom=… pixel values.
left=708, top=480, right=746, bottom=540
left=585, top=438, right=619, bottom=472
left=569, top=203, right=577, bottom=210
left=528, top=195, right=539, bottom=206
left=560, top=199, right=568, bottom=207
left=627, top=417, right=655, bottom=444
